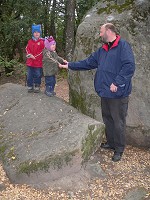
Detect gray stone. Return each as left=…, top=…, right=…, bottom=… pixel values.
left=69, top=0, right=150, bottom=147
left=123, top=187, right=148, bottom=200
left=86, top=162, right=107, bottom=178
left=0, top=183, right=6, bottom=191
left=0, top=83, right=104, bottom=189
left=117, top=0, right=126, bottom=5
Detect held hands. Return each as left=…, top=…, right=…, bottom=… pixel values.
left=59, top=59, right=68, bottom=69
left=63, top=60, right=68, bottom=64
left=59, top=63, right=68, bottom=69
left=110, top=83, right=118, bottom=92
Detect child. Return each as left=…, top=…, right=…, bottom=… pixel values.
left=42, top=36, right=67, bottom=97
left=26, top=24, right=44, bottom=93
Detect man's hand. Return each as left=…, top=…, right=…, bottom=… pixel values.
left=110, top=83, right=118, bottom=92
left=59, top=63, right=68, bottom=69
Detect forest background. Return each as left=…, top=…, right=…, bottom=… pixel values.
left=0, top=0, right=100, bottom=77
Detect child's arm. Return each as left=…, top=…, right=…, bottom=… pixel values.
left=62, top=59, right=68, bottom=64
left=45, top=51, right=61, bottom=64
left=25, top=41, right=35, bottom=59
left=57, top=56, right=68, bottom=64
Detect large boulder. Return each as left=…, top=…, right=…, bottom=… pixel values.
left=0, top=83, right=104, bottom=189
left=69, top=0, right=150, bottom=147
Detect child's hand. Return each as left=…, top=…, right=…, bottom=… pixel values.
left=26, top=54, right=35, bottom=59
left=59, top=63, right=68, bottom=69
left=30, top=54, right=36, bottom=59
left=26, top=54, right=32, bottom=58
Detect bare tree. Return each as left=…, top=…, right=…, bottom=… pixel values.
left=43, top=0, right=52, bottom=36
left=65, top=0, right=75, bottom=61
left=50, top=0, right=56, bottom=38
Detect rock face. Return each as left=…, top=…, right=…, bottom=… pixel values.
left=0, top=83, right=104, bottom=189
left=69, top=0, right=150, bottom=147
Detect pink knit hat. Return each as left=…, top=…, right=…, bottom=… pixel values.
left=44, top=36, right=56, bottom=50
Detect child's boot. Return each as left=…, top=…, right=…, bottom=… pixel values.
left=28, top=86, right=34, bottom=93
left=51, top=84, right=56, bottom=95
left=52, top=91, right=56, bottom=95
left=34, top=84, right=40, bottom=93
left=45, top=86, right=53, bottom=97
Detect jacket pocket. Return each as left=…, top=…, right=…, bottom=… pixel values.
left=115, top=85, right=126, bottom=97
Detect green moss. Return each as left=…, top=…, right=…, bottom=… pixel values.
left=97, top=6, right=110, bottom=15
left=126, top=3, right=149, bottom=36
left=142, top=129, right=150, bottom=136
left=0, top=140, right=17, bottom=162
left=69, top=87, right=99, bottom=119
left=97, top=0, right=134, bottom=15
left=85, top=94, right=99, bottom=119
left=79, top=37, right=93, bottom=56
left=0, top=144, right=7, bottom=161
left=18, top=150, right=78, bottom=175
left=75, top=71, right=81, bottom=85
left=6, top=146, right=17, bottom=160
left=69, top=88, right=88, bottom=115
left=127, top=20, right=136, bottom=35
left=0, top=134, right=3, bottom=140
left=0, top=125, right=5, bottom=136
left=81, top=124, right=105, bottom=162
left=28, top=131, right=40, bottom=138
left=130, top=5, right=149, bottom=23
left=57, top=69, right=68, bottom=80
left=18, top=160, right=49, bottom=175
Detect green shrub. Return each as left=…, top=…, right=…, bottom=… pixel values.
left=0, top=56, right=26, bottom=76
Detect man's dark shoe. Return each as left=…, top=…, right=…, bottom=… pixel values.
left=112, top=152, right=123, bottom=162
left=101, top=142, right=115, bottom=150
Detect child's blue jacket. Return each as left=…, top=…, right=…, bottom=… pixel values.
left=68, top=35, right=135, bottom=98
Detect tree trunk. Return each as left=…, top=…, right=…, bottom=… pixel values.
left=50, top=0, right=56, bottom=38
left=65, top=0, right=75, bottom=61
left=43, top=0, right=52, bottom=36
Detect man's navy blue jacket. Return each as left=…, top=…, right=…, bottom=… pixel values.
left=68, top=35, right=135, bottom=98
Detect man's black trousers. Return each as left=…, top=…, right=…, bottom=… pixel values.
left=101, top=97, right=129, bottom=153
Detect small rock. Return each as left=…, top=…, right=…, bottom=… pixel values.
left=0, top=183, right=6, bottom=191
left=123, top=187, right=148, bottom=200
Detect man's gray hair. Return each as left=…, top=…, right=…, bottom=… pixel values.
left=104, top=23, right=117, bottom=34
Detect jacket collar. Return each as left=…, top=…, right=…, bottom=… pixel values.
left=102, top=35, right=121, bottom=51
left=32, top=37, right=43, bottom=42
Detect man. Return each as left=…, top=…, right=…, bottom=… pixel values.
left=60, top=23, right=135, bottom=162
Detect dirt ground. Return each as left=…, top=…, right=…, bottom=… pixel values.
left=0, top=75, right=150, bottom=200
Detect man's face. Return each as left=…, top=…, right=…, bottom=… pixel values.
left=100, top=26, right=108, bottom=43
left=33, top=31, right=40, bottom=39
